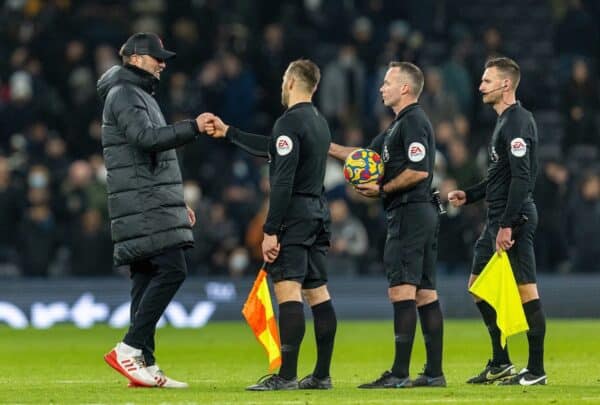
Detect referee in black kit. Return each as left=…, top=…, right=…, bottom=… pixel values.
left=448, top=57, right=547, bottom=386
left=203, top=59, right=337, bottom=391
left=329, top=61, right=445, bottom=388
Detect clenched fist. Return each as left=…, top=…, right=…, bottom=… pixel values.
left=447, top=190, right=466, bottom=207
left=196, top=112, right=215, bottom=133
left=204, top=114, right=229, bottom=138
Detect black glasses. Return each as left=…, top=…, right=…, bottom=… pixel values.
left=146, top=55, right=164, bottom=64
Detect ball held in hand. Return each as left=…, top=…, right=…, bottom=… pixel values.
left=343, top=148, right=384, bottom=186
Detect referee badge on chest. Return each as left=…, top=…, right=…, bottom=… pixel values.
left=491, top=146, right=499, bottom=162
left=383, top=144, right=390, bottom=162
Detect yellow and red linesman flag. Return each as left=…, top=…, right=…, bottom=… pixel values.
left=469, top=251, right=529, bottom=348
left=242, top=269, right=281, bottom=371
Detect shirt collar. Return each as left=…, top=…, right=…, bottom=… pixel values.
left=499, top=101, right=520, bottom=118
left=286, top=101, right=312, bottom=113
left=394, top=102, right=420, bottom=121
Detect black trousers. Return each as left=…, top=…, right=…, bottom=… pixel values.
left=123, top=247, right=187, bottom=365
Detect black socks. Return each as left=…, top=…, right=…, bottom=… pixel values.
left=311, top=300, right=337, bottom=379
left=418, top=300, right=444, bottom=377
left=391, top=299, right=417, bottom=378
left=476, top=300, right=511, bottom=365
left=277, top=301, right=305, bottom=380
left=523, top=299, right=546, bottom=376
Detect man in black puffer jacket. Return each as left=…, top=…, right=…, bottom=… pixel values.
left=97, top=32, right=209, bottom=389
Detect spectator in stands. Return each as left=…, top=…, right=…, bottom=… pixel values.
left=328, top=198, right=369, bottom=275
left=220, top=52, right=257, bottom=130
left=0, top=71, right=37, bottom=144
left=420, top=67, right=459, bottom=127
left=253, top=23, right=291, bottom=126
left=560, top=59, right=600, bottom=154
left=433, top=120, right=456, bottom=158
left=437, top=178, right=473, bottom=273
left=442, top=43, right=474, bottom=116
left=43, top=135, right=70, bottom=189
left=554, top=0, right=599, bottom=64
left=351, top=17, right=379, bottom=75
left=446, top=139, right=482, bottom=189
left=192, top=201, right=240, bottom=275
left=0, top=157, right=24, bottom=273
left=69, top=208, right=113, bottom=276
left=534, top=158, right=570, bottom=272
left=56, top=161, right=94, bottom=231
left=477, top=27, right=505, bottom=65
left=320, top=44, right=366, bottom=126
left=18, top=167, right=59, bottom=277
left=566, top=171, right=600, bottom=272
left=169, top=18, right=202, bottom=74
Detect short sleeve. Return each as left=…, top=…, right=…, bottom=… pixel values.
left=503, top=119, right=532, bottom=181
left=402, top=117, right=430, bottom=171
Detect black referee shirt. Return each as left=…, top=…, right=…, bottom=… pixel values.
left=368, top=103, right=435, bottom=211
left=226, top=102, right=331, bottom=235
left=465, top=101, right=539, bottom=227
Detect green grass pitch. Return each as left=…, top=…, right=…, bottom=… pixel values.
left=1, top=320, right=599, bottom=404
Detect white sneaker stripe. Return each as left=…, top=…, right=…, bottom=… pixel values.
left=519, top=375, right=546, bottom=386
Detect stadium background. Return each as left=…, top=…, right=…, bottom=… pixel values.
left=1, top=1, right=599, bottom=404
left=0, top=0, right=600, bottom=320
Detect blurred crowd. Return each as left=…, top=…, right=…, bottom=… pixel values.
left=1, top=0, right=599, bottom=278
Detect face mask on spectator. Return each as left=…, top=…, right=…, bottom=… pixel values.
left=28, top=172, right=48, bottom=188
left=229, top=249, right=249, bottom=274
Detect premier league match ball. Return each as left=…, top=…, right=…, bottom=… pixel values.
left=343, top=148, right=384, bottom=186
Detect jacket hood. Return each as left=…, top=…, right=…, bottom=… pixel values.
left=97, top=65, right=158, bottom=102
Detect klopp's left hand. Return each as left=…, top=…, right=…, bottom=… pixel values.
left=186, top=205, right=196, bottom=227
left=262, top=233, right=280, bottom=263
left=495, top=227, right=514, bottom=253
left=355, top=182, right=380, bottom=198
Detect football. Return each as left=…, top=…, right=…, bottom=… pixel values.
left=343, top=148, right=384, bottom=186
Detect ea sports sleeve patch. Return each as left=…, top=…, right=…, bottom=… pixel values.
left=408, top=142, right=426, bottom=162
left=275, top=135, right=293, bottom=156
left=510, top=137, right=527, bottom=158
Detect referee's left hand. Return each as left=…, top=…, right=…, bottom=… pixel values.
left=495, top=227, right=514, bottom=253
left=355, top=182, right=380, bottom=198
left=262, top=233, right=281, bottom=263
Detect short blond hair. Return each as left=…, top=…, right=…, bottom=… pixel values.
left=485, top=57, right=520, bottom=89
left=287, top=59, right=321, bottom=93
left=389, top=61, right=424, bottom=97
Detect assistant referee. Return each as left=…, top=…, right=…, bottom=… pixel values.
left=203, top=59, right=337, bottom=391
left=448, top=57, right=547, bottom=386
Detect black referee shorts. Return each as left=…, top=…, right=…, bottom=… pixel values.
left=268, top=218, right=330, bottom=290
left=471, top=201, right=538, bottom=284
left=383, top=202, right=439, bottom=289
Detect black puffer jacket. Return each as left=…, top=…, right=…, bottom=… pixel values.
left=97, top=64, right=199, bottom=265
